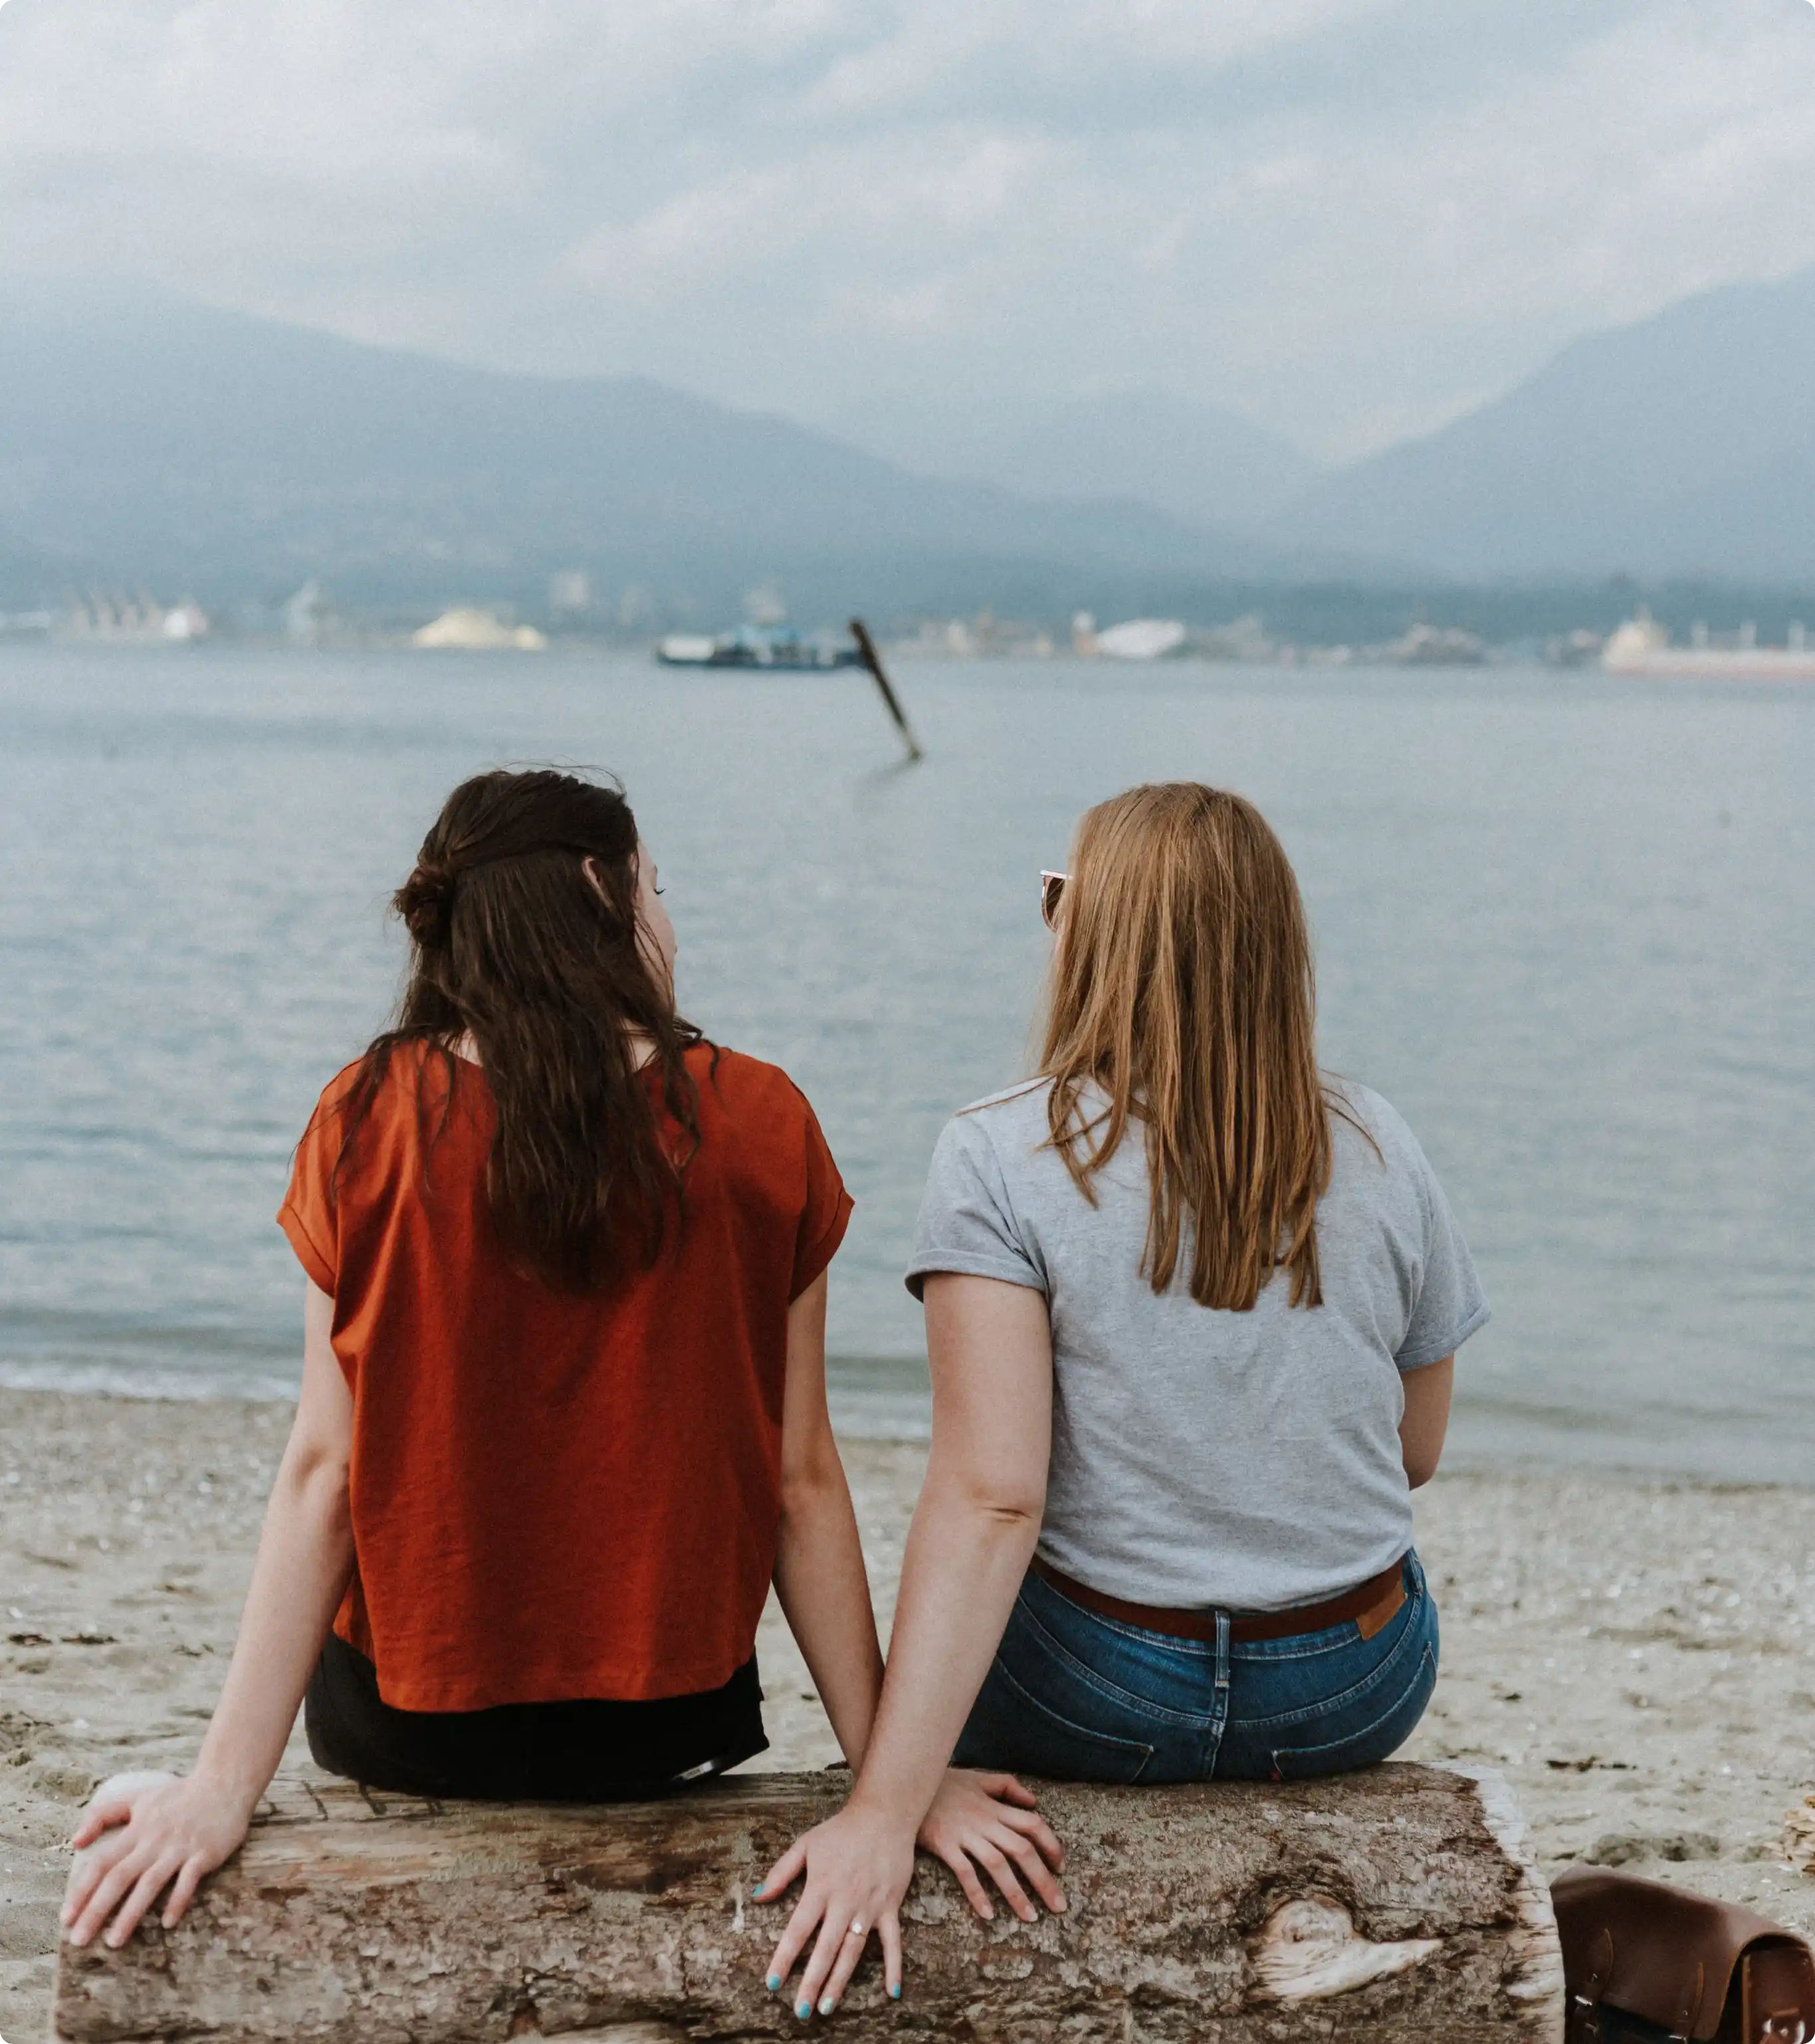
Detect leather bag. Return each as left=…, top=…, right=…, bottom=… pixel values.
left=1553, top=1866, right=1815, bottom=2044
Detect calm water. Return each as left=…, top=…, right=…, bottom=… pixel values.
left=1, top=644, right=1811, bottom=1478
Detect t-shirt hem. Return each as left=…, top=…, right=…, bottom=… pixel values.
left=276, top=1200, right=336, bottom=1295
left=364, top=1653, right=762, bottom=1715
left=1396, top=1300, right=1491, bottom=1372
left=905, top=1250, right=1046, bottom=1301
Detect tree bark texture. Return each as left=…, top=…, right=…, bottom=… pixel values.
left=55, top=1761, right=1562, bottom=2044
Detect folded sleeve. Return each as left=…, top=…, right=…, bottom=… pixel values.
left=905, top=1112, right=1044, bottom=1300
left=791, top=1099, right=855, bottom=1299
left=276, top=1092, right=342, bottom=1296
left=1394, top=1139, right=1491, bottom=1371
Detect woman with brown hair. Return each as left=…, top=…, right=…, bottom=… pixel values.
left=760, top=782, right=1487, bottom=2018
left=60, top=768, right=1059, bottom=1955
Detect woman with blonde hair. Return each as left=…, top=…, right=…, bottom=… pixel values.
left=759, top=782, right=1487, bottom=2017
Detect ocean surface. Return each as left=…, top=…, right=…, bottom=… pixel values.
left=1, top=643, right=1810, bottom=1479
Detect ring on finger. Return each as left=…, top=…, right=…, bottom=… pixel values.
left=847, top=1917, right=865, bottom=1937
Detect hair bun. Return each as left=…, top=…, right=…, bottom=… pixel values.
left=397, top=862, right=457, bottom=947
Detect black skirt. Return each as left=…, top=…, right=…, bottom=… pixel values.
left=304, top=1633, right=768, bottom=1801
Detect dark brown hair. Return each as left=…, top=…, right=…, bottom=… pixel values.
left=338, top=768, right=704, bottom=1291
left=1040, top=782, right=1350, bottom=1312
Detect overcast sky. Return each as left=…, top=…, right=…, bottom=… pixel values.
left=3, top=0, right=1814, bottom=461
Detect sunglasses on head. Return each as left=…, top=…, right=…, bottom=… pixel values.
left=1039, top=870, right=1069, bottom=929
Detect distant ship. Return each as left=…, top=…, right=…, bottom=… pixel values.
left=1602, top=612, right=1815, bottom=680
left=1387, top=622, right=1486, bottom=667
left=655, top=625, right=859, bottom=671
left=1094, top=618, right=1188, bottom=661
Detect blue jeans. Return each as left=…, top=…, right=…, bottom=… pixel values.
left=954, top=1552, right=1438, bottom=1784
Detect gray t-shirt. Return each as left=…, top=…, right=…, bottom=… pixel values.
left=907, top=1078, right=1489, bottom=1613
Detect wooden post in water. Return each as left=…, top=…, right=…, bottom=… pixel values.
left=850, top=618, right=924, bottom=762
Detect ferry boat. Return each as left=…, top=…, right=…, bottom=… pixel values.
left=1602, top=611, right=1815, bottom=680
left=655, top=625, right=859, bottom=671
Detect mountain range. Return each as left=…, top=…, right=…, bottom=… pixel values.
left=3, top=264, right=1812, bottom=621
left=828, top=387, right=1325, bottom=531
left=0, top=292, right=1319, bottom=622
left=1280, top=264, right=1815, bottom=583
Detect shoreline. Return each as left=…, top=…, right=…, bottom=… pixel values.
left=5, top=1383, right=1815, bottom=2035
left=5, top=1365, right=1806, bottom=1490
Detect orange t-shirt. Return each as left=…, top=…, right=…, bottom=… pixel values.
left=277, top=1042, right=852, bottom=1713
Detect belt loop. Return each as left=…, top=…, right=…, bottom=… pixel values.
left=1215, top=1608, right=1231, bottom=1700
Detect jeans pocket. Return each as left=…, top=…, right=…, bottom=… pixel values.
left=1267, top=1641, right=1437, bottom=1781
left=955, top=1657, right=1156, bottom=1785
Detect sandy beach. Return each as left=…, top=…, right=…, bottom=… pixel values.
left=4, top=1385, right=1814, bottom=2038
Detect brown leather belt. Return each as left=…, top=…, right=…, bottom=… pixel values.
left=1031, top=1555, right=1408, bottom=1645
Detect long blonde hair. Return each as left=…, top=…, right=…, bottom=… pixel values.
left=1040, top=782, right=1337, bottom=1311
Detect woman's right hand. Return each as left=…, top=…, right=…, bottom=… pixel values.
left=754, top=1771, right=1067, bottom=2017
left=755, top=1801, right=917, bottom=2018
left=61, top=1769, right=255, bottom=1950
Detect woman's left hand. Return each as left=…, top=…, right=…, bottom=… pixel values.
left=754, top=1801, right=916, bottom=2018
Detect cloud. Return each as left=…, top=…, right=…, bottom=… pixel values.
left=2, top=0, right=1814, bottom=457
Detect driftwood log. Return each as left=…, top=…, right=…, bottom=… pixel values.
left=56, top=1762, right=1562, bottom=2044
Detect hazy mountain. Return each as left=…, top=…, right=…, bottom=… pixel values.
left=0, top=292, right=1326, bottom=622
left=831, top=387, right=1325, bottom=530
left=1281, top=265, right=1815, bottom=582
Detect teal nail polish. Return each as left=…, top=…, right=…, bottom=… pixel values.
left=752, top=1882, right=765, bottom=1896
left=796, top=1999, right=812, bottom=2019
left=889, top=1983, right=902, bottom=1999
left=766, top=1973, right=781, bottom=1991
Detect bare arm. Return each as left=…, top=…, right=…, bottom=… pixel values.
left=769, top=1270, right=885, bottom=1767
left=62, top=1280, right=355, bottom=1947
left=1400, top=1355, right=1454, bottom=1490
left=758, top=1274, right=1064, bottom=2013
left=844, top=1276, right=1053, bottom=1835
